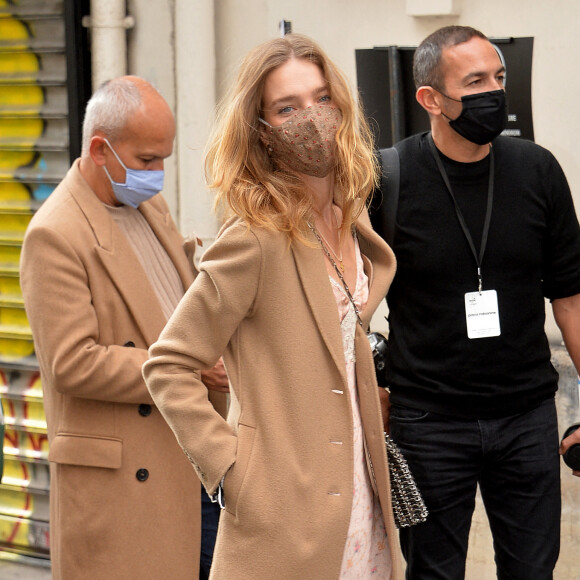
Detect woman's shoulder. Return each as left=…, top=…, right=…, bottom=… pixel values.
left=210, top=216, right=290, bottom=260
left=219, top=216, right=286, bottom=241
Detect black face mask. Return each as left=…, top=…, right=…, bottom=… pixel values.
left=440, top=89, right=508, bottom=145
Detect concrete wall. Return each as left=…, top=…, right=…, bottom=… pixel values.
left=127, top=0, right=220, bottom=245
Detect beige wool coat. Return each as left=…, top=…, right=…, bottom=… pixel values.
left=20, top=161, right=203, bottom=579
left=144, top=216, right=404, bottom=579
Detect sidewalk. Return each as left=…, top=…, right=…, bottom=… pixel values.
left=0, top=558, right=51, bottom=579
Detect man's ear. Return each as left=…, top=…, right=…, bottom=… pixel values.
left=89, top=135, right=108, bottom=166
left=416, top=86, right=443, bottom=116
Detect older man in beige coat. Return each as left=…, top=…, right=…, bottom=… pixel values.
left=20, top=77, right=227, bottom=579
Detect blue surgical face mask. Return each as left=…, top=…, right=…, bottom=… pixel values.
left=103, top=138, right=164, bottom=208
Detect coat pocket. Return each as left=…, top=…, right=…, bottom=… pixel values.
left=49, top=433, right=122, bottom=469
left=223, top=423, right=255, bottom=518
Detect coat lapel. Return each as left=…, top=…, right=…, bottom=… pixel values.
left=355, top=217, right=397, bottom=326
left=67, top=164, right=186, bottom=346
left=292, top=217, right=396, bottom=388
left=93, top=224, right=168, bottom=347
left=292, top=230, right=348, bottom=386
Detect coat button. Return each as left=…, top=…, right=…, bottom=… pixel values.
left=138, top=404, right=152, bottom=417
left=136, top=468, right=149, bottom=482
left=124, top=341, right=136, bottom=347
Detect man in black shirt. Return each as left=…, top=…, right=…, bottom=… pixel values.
left=380, top=26, right=580, bottom=579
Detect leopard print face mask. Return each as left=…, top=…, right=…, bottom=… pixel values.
left=259, top=103, right=342, bottom=178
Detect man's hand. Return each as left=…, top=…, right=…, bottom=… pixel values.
left=201, top=358, right=230, bottom=393
left=559, top=426, right=580, bottom=477
left=378, top=387, right=391, bottom=434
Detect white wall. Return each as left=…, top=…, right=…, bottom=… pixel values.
left=127, top=0, right=219, bottom=246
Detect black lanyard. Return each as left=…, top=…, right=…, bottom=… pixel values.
left=427, top=133, right=494, bottom=293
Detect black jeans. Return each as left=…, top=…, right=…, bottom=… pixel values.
left=390, top=397, right=561, bottom=580
left=200, top=489, right=221, bottom=580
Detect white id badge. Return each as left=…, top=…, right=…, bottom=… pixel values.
left=464, top=290, right=501, bottom=339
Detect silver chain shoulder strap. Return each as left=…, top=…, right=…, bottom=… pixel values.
left=309, top=222, right=428, bottom=528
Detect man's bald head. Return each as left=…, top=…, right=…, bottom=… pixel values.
left=81, top=76, right=172, bottom=156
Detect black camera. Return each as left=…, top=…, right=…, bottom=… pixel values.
left=561, top=423, right=580, bottom=471
left=367, top=331, right=389, bottom=386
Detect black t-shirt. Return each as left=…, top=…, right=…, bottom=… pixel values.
left=386, top=132, right=580, bottom=418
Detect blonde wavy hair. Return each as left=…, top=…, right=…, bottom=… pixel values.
left=205, top=34, right=378, bottom=242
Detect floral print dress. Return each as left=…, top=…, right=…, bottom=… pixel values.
left=329, top=237, right=392, bottom=578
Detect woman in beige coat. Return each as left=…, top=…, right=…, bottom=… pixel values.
left=144, top=34, right=402, bottom=579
